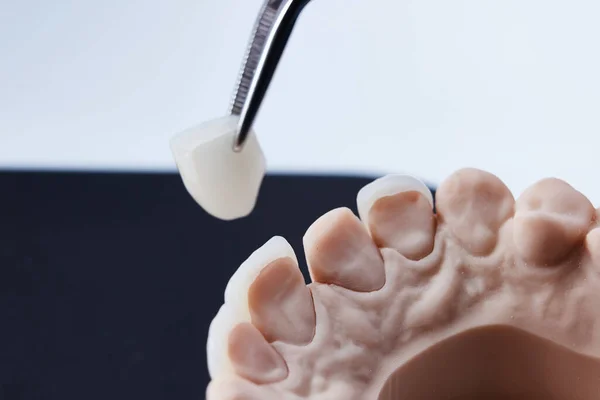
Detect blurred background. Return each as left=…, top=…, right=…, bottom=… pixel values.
left=0, top=171, right=378, bottom=399
left=1, top=0, right=600, bottom=398
left=2, top=0, right=600, bottom=199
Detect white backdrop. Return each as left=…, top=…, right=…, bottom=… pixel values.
left=1, top=0, right=600, bottom=202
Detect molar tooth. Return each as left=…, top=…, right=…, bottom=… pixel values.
left=170, top=115, right=266, bottom=221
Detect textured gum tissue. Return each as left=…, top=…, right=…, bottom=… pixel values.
left=275, top=225, right=600, bottom=398
left=213, top=171, right=600, bottom=399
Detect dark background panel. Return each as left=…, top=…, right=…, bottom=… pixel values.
left=0, top=171, right=435, bottom=400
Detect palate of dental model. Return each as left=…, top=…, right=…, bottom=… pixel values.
left=170, top=116, right=266, bottom=220
left=206, top=168, right=600, bottom=400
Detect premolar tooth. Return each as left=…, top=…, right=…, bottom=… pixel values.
left=170, top=115, right=266, bottom=221
left=357, top=175, right=433, bottom=227
left=356, top=175, right=435, bottom=260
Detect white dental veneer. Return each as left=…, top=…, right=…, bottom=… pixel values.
left=170, top=116, right=266, bottom=220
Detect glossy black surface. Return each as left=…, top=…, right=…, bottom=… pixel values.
left=0, top=171, right=434, bottom=399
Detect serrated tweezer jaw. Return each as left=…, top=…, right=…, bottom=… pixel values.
left=228, top=0, right=311, bottom=152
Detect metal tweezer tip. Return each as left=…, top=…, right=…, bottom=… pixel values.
left=229, top=0, right=311, bottom=152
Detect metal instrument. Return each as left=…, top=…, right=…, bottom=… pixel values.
left=228, top=0, right=311, bottom=151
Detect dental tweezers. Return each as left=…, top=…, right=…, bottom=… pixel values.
left=229, top=0, right=311, bottom=152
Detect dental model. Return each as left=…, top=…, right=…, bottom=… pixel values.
left=206, top=169, right=600, bottom=399
left=169, top=1, right=600, bottom=397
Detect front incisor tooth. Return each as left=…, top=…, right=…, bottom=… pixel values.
left=170, top=115, right=266, bottom=221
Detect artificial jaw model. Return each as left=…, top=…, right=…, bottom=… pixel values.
left=171, top=118, right=600, bottom=399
